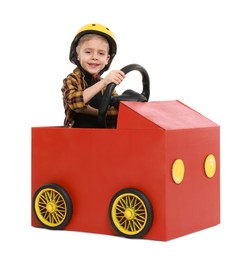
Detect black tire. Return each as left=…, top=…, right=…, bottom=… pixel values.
left=33, top=183, right=73, bottom=230
left=109, top=188, right=153, bottom=239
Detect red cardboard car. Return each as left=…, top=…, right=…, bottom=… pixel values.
left=31, top=64, right=220, bottom=241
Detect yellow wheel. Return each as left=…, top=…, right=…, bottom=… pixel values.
left=33, top=183, right=73, bottom=230
left=109, top=188, right=153, bottom=239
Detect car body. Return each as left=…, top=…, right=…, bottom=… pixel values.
left=31, top=100, right=220, bottom=241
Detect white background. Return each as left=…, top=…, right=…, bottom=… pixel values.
left=1, top=0, right=247, bottom=259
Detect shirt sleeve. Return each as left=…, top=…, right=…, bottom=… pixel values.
left=62, top=74, right=87, bottom=110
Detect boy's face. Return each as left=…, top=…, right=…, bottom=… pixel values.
left=77, top=36, right=110, bottom=75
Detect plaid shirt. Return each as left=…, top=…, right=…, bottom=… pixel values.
left=61, top=67, right=118, bottom=127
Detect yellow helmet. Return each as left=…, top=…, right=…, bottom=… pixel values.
left=69, top=23, right=117, bottom=72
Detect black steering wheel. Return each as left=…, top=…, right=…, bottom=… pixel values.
left=98, top=64, right=150, bottom=126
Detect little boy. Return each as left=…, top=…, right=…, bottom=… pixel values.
left=61, top=23, right=125, bottom=128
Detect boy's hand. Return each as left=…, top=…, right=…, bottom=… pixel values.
left=103, top=70, right=125, bottom=86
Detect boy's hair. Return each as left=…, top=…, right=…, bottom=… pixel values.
left=76, top=34, right=110, bottom=56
